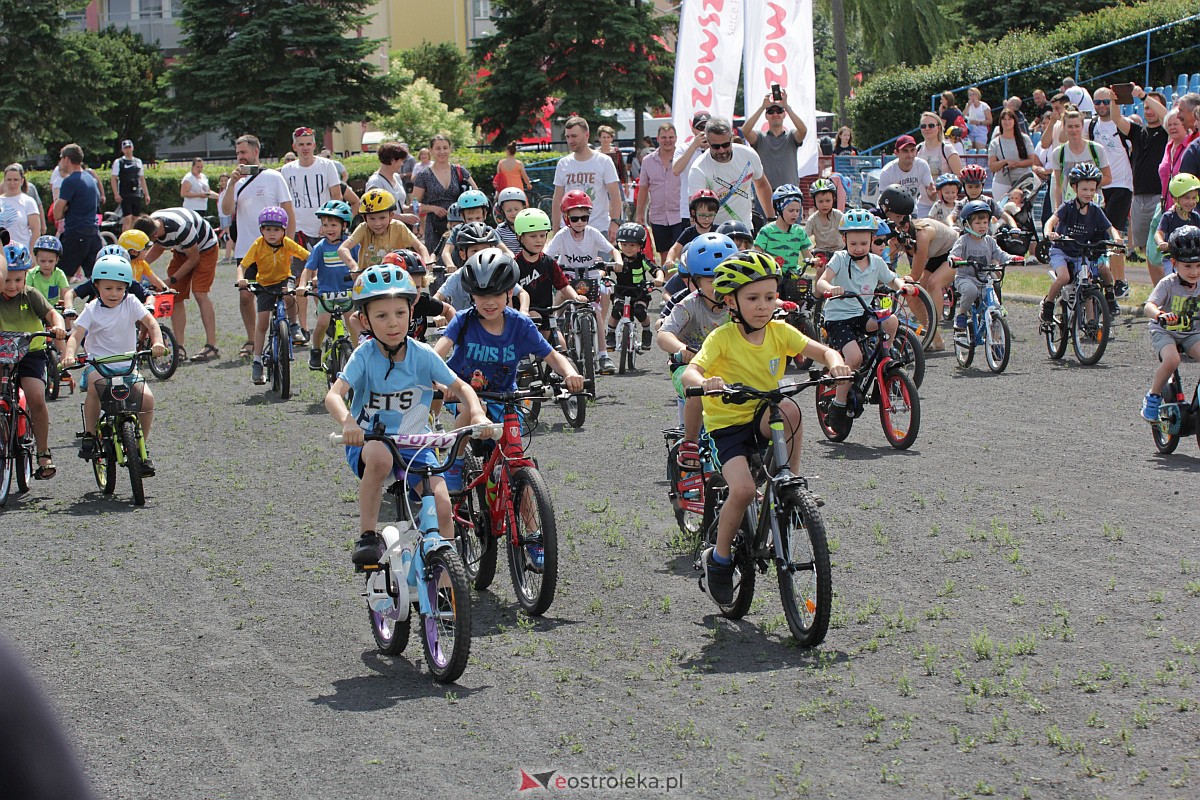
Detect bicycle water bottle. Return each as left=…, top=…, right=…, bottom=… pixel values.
left=411, top=200, right=420, bottom=218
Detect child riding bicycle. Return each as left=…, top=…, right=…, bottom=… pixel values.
left=1141, top=225, right=1200, bottom=421
left=681, top=251, right=851, bottom=605
left=606, top=222, right=660, bottom=351
left=1154, top=173, right=1200, bottom=278
left=236, top=206, right=310, bottom=385
left=326, top=262, right=490, bottom=569
left=1041, top=163, right=1123, bottom=324
left=950, top=199, right=1009, bottom=341
left=299, top=200, right=359, bottom=369
left=804, top=179, right=845, bottom=252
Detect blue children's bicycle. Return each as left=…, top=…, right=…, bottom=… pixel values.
left=951, top=257, right=1019, bottom=373
left=240, top=283, right=295, bottom=399
left=332, top=420, right=499, bottom=683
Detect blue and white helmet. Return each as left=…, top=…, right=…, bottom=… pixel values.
left=91, top=253, right=134, bottom=285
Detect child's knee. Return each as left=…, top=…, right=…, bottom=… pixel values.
left=1160, top=346, right=1182, bottom=369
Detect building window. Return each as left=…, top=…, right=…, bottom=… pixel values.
left=473, top=0, right=492, bottom=20
left=139, top=0, right=164, bottom=19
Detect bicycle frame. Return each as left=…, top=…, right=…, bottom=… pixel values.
left=86, top=354, right=149, bottom=468
left=463, top=401, right=535, bottom=539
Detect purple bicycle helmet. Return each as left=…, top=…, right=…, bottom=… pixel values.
left=258, top=206, right=289, bottom=228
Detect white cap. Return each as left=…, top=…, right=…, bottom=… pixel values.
left=121, top=139, right=133, bottom=149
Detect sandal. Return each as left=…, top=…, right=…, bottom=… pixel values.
left=676, top=440, right=702, bottom=471
left=238, top=340, right=254, bottom=358
left=35, top=450, right=56, bottom=480
left=176, top=345, right=188, bottom=362
left=190, top=344, right=219, bottom=362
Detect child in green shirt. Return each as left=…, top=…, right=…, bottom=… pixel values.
left=754, top=184, right=812, bottom=275
left=27, top=235, right=74, bottom=311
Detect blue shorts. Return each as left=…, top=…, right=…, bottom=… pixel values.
left=708, top=404, right=771, bottom=468
left=15, top=350, right=48, bottom=383
left=346, top=444, right=439, bottom=489
left=79, top=363, right=141, bottom=391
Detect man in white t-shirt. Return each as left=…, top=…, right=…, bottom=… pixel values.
left=280, top=125, right=342, bottom=334
left=550, top=116, right=623, bottom=240
left=1061, top=78, right=1095, bottom=116
left=687, top=117, right=772, bottom=227
left=877, top=136, right=936, bottom=216
left=1087, top=87, right=1134, bottom=293
left=219, top=133, right=296, bottom=351
left=110, top=139, right=150, bottom=232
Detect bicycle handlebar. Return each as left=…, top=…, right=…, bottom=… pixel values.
left=685, top=376, right=840, bottom=402
left=236, top=283, right=296, bottom=296
left=328, top=423, right=501, bottom=475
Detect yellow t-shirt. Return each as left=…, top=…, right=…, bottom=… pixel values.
left=242, top=237, right=310, bottom=286
left=347, top=220, right=421, bottom=270
left=131, top=258, right=159, bottom=284
left=692, top=320, right=810, bottom=431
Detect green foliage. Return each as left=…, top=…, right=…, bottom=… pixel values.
left=840, top=0, right=955, bottom=68
left=950, top=0, right=1117, bottom=43
left=471, top=0, right=672, bottom=147
left=160, top=0, right=390, bottom=156
left=850, top=0, right=1200, bottom=149
left=370, top=69, right=479, bottom=149
left=393, top=42, right=470, bottom=110
left=0, top=0, right=66, bottom=161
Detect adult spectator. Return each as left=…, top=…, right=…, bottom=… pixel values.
left=550, top=116, right=622, bottom=238
left=987, top=108, right=1037, bottom=200
left=8, top=163, right=44, bottom=221
left=109, top=139, right=150, bottom=232
left=412, top=147, right=432, bottom=180
left=964, top=87, right=993, bottom=153
left=878, top=135, right=935, bottom=216
left=742, top=88, right=809, bottom=192
left=938, top=91, right=966, bottom=132
left=282, top=125, right=343, bottom=249
left=1029, top=89, right=1052, bottom=132
left=1061, top=78, right=1095, bottom=115
left=1170, top=93, right=1200, bottom=181
left=880, top=186, right=958, bottom=351
left=1005, top=97, right=1031, bottom=136
left=1, top=164, right=43, bottom=248
left=596, top=125, right=629, bottom=191
left=493, top=141, right=532, bottom=193
left=411, top=134, right=478, bottom=252
left=671, top=113, right=712, bottom=225
left=133, top=208, right=220, bottom=362
left=1160, top=109, right=1197, bottom=213
left=51, top=144, right=101, bottom=280
left=364, top=142, right=419, bottom=228
left=1176, top=92, right=1200, bottom=134
left=1051, top=110, right=1111, bottom=207
left=1089, top=86, right=1137, bottom=293
left=634, top=122, right=683, bottom=259
left=1113, top=87, right=1168, bottom=264
left=320, top=148, right=350, bottom=184
left=833, top=126, right=857, bottom=156
left=397, top=142, right=416, bottom=194
left=220, top=133, right=295, bottom=357
left=179, top=158, right=218, bottom=214
left=915, top=112, right=963, bottom=193
left=687, top=116, right=772, bottom=227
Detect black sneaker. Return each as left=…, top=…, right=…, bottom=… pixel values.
left=605, top=328, right=616, bottom=349
left=1106, top=293, right=1120, bottom=315
left=700, top=548, right=735, bottom=605
left=140, top=457, right=156, bottom=477
left=78, top=437, right=96, bottom=460
left=352, top=531, right=384, bottom=568
left=1040, top=299, right=1055, bottom=323
left=825, top=402, right=851, bottom=435
left=641, top=327, right=653, bottom=349
left=1114, top=280, right=1131, bottom=299
left=308, top=347, right=322, bottom=371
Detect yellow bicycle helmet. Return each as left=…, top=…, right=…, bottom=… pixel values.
left=117, top=229, right=150, bottom=252
left=360, top=188, right=397, bottom=214
left=1168, top=172, right=1200, bottom=199
left=712, top=251, right=781, bottom=296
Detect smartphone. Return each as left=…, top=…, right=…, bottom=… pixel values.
left=245, top=164, right=262, bottom=177
left=1111, top=83, right=1135, bottom=105
left=771, top=83, right=782, bottom=102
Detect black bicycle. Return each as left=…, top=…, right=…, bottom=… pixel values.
left=685, top=377, right=835, bottom=646
left=0, top=331, right=53, bottom=506
left=1043, top=238, right=1116, bottom=365
left=1150, top=337, right=1200, bottom=455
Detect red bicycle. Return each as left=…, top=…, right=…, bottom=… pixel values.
left=451, top=388, right=566, bottom=615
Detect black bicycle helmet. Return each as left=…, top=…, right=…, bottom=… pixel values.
left=455, top=221, right=502, bottom=249
left=878, top=184, right=915, bottom=216
left=1068, top=162, right=1103, bottom=186
left=1168, top=225, right=1200, bottom=263
left=716, top=220, right=754, bottom=244
left=462, top=248, right=520, bottom=296
left=615, top=222, right=648, bottom=245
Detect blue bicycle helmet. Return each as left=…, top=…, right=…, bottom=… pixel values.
left=771, top=183, right=804, bottom=215
left=447, top=203, right=463, bottom=223
left=98, top=243, right=128, bottom=260
left=32, top=235, right=62, bottom=255
left=839, top=208, right=878, bottom=232
left=458, top=189, right=489, bottom=210
left=3, top=243, right=31, bottom=271
left=960, top=199, right=993, bottom=235
left=353, top=262, right=418, bottom=309
left=315, top=199, right=353, bottom=225
left=683, top=233, right=737, bottom=278
left=935, top=172, right=962, bottom=189
left=91, top=253, right=133, bottom=285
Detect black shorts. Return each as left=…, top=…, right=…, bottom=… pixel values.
left=16, top=349, right=48, bottom=383
left=58, top=228, right=102, bottom=279
left=120, top=195, right=144, bottom=218
left=709, top=403, right=771, bottom=467
left=1102, top=187, right=1132, bottom=233
left=824, top=312, right=871, bottom=351
left=255, top=279, right=293, bottom=313
left=924, top=252, right=950, bottom=273
left=650, top=222, right=685, bottom=254
left=293, top=231, right=316, bottom=277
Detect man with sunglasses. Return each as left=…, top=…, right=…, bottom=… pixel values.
left=687, top=117, right=772, bottom=228
left=742, top=88, right=808, bottom=192
left=281, top=126, right=342, bottom=337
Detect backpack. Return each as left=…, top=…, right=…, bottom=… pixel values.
left=1088, top=118, right=1132, bottom=158
left=1058, top=141, right=1105, bottom=205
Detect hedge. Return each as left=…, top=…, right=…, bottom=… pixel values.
left=849, top=0, right=1200, bottom=150
left=23, top=150, right=560, bottom=217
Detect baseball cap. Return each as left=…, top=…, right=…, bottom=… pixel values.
left=894, top=135, right=917, bottom=151
left=121, top=139, right=133, bottom=148
left=692, top=112, right=710, bottom=130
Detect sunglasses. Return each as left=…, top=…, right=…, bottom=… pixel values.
left=766, top=107, right=785, bottom=115
left=1094, top=99, right=1112, bottom=106
left=708, top=141, right=733, bottom=150
left=292, top=126, right=315, bottom=138
left=919, top=123, right=939, bottom=129
left=567, top=215, right=590, bottom=223
left=874, top=237, right=891, bottom=246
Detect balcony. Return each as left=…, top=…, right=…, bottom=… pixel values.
left=96, top=10, right=184, bottom=51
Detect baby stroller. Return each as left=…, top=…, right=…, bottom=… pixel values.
left=996, top=175, right=1049, bottom=263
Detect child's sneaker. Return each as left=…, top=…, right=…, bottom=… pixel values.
left=525, top=535, right=545, bottom=572
left=825, top=401, right=850, bottom=435
left=641, top=327, right=653, bottom=349
left=699, top=547, right=734, bottom=605
left=289, top=322, right=305, bottom=344
left=140, top=457, right=156, bottom=477
left=308, top=347, right=322, bottom=371
left=251, top=360, right=265, bottom=384
left=1114, top=279, right=1131, bottom=298
left=605, top=328, right=616, bottom=349
left=1105, top=290, right=1120, bottom=316
left=598, top=354, right=616, bottom=375
left=1141, top=392, right=1162, bottom=422
left=953, top=314, right=969, bottom=345
left=78, top=437, right=95, bottom=460
left=352, top=531, right=383, bottom=568
left=1039, top=299, right=1055, bottom=331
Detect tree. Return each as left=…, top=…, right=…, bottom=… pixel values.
left=471, top=0, right=673, bottom=147
left=160, top=0, right=390, bottom=156
left=370, top=69, right=479, bottom=149
left=394, top=42, right=470, bottom=111
left=837, top=0, right=955, bottom=69
left=0, top=0, right=70, bottom=162
left=952, top=0, right=1118, bottom=42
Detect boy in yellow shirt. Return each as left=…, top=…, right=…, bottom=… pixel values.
left=235, top=206, right=310, bottom=384
left=681, top=251, right=850, bottom=605
left=117, top=230, right=168, bottom=291
left=338, top=189, right=430, bottom=271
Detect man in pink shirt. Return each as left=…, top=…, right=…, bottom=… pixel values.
left=634, top=122, right=683, bottom=259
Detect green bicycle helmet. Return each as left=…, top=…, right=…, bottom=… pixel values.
left=712, top=251, right=781, bottom=296
left=352, top=262, right=418, bottom=310
left=1169, top=172, right=1200, bottom=199
left=513, top=208, right=552, bottom=235
left=810, top=178, right=836, bottom=198
left=839, top=208, right=878, bottom=232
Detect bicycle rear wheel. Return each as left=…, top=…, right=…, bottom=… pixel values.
left=419, top=548, right=472, bottom=683
left=1072, top=288, right=1110, bottom=365
left=954, top=318, right=976, bottom=368
left=814, top=381, right=851, bottom=442
left=147, top=324, right=180, bottom=380
left=507, top=467, right=558, bottom=615
left=0, top=417, right=12, bottom=507
left=776, top=492, right=832, bottom=647
left=45, top=351, right=61, bottom=401
left=274, top=319, right=292, bottom=398
left=899, top=285, right=937, bottom=350
left=120, top=419, right=145, bottom=506
left=1045, top=299, right=1068, bottom=359
left=1151, top=375, right=1182, bottom=455
left=366, top=568, right=411, bottom=655
left=718, top=515, right=757, bottom=620
left=665, top=437, right=705, bottom=538
left=893, top=326, right=926, bottom=387
left=983, top=310, right=1012, bottom=373
left=879, top=371, right=920, bottom=450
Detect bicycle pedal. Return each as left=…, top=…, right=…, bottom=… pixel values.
left=355, top=563, right=382, bottom=574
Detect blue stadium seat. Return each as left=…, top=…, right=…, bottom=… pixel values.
left=1190, top=74, right=1200, bottom=95
left=1177, top=74, right=1188, bottom=93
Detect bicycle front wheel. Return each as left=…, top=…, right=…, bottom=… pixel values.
left=147, top=324, right=180, bottom=380
left=1151, top=376, right=1182, bottom=455
left=1072, top=289, right=1110, bottom=365
left=419, top=548, right=472, bottom=683
left=94, top=435, right=117, bottom=495
left=45, top=352, right=61, bottom=401
left=120, top=419, right=146, bottom=506
left=0, top=416, right=12, bottom=507
left=983, top=310, right=1012, bottom=373
left=14, top=416, right=33, bottom=494
left=574, top=313, right=596, bottom=390
left=879, top=371, right=920, bottom=449
left=776, top=492, right=832, bottom=647
left=1045, top=299, right=1068, bottom=359
left=618, top=323, right=630, bottom=375
left=274, top=319, right=292, bottom=398
left=507, top=467, right=558, bottom=615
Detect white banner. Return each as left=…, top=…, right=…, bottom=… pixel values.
left=672, top=0, right=745, bottom=144
left=742, top=0, right=818, bottom=178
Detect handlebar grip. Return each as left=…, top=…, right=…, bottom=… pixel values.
left=329, top=433, right=345, bottom=445
left=684, top=386, right=705, bottom=397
